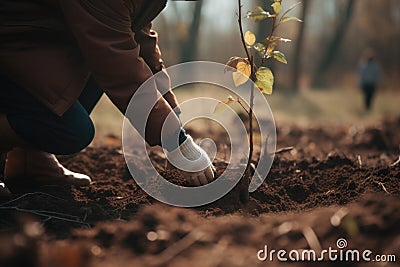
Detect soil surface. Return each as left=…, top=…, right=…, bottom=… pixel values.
left=0, top=117, right=399, bottom=267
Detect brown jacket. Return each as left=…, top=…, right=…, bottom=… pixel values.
left=0, top=0, right=180, bottom=146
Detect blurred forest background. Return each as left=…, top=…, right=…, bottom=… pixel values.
left=157, top=0, right=399, bottom=89
left=92, top=0, right=400, bottom=144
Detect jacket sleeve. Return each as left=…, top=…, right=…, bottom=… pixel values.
left=134, top=23, right=181, bottom=114
left=133, top=23, right=163, bottom=74
left=59, top=0, right=181, bottom=146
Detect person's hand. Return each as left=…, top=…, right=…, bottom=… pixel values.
left=166, top=136, right=215, bottom=186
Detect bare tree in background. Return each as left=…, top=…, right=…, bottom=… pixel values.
left=180, top=1, right=203, bottom=62
left=312, top=0, right=356, bottom=87
left=360, top=0, right=400, bottom=79
left=160, top=1, right=203, bottom=63
left=290, top=0, right=311, bottom=91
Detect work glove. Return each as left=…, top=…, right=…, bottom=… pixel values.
left=165, top=136, right=216, bottom=186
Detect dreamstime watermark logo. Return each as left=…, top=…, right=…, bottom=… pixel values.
left=122, top=61, right=276, bottom=207
left=257, top=238, right=397, bottom=263
left=336, top=238, right=348, bottom=249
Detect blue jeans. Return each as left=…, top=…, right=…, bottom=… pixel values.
left=0, top=75, right=102, bottom=155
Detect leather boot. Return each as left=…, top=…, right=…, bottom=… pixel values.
left=1, top=153, right=11, bottom=199
left=0, top=113, right=17, bottom=198
left=0, top=113, right=25, bottom=152
left=5, top=148, right=92, bottom=187
left=0, top=182, right=11, bottom=199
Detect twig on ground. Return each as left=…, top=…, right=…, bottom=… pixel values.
left=208, top=239, right=229, bottom=267
left=390, top=145, right=400, bottom=167
left=156, top=229, right=206, bottom=265
left=357, top=155, right=362, bottom=169
left=362, top=168, right=376, bottom=185
left=274, top=146, right=294, bottom=155
left=391, top=156, right=400, bottom=167
left=302, top=226, right=322, bottom=253
left=374, top=181, right=390, bottom=194
left=0, top=192, right=67, bottom=207
left=0, top=206, right=90, bottom=226
left=0, top=192, right=89, bottom=226
left=32, top=210, right=80, bottom=220
left=330, top=207, right=349, bottom=227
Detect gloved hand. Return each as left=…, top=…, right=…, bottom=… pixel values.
left=165, top=136, right=215, bottom=186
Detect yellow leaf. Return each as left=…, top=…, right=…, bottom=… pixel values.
left=255, top=67, right=274, bottom=94
left=271, top=2, right=282, bottom=14
left=225, top=56, right=242, bottom=72
left=213, top=96, right=235, bottom=114
left=266, top=42, right=277, bottom=56
left=225, top=57, right=249, bottom=73
left=233, top=62, right=251, bottom=87
left=244, top=31, right=256, bottom=46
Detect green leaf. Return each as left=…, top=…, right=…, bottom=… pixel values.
left=244, top=31, right=256, bottom=46
left=233, top=61, right=251, bottom=87
left=214, top=96, right=236, bottom=114
left=271, top=2, right=282, bottom=14
left=255, top=67, right=274, bottom=94
left=253, top=43, right=268, bottom=58
left=281, top=16, right=303, bottom=23
left=253, top=43, right=266, bottom=52
left=246, top=6, right=274, bottom=22
left=273, top=51, right=287, bottom=64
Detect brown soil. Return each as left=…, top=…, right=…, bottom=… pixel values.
left=0, top=117, right=399, bottom=267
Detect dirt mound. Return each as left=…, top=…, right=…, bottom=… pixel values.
left=0, top=117, right=399, bottom=266
left=1, top=194, right=399, bottom=267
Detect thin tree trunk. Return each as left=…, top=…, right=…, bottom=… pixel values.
left=180, top=1, right=203, bottom=62
left=290, top=0, right=311, bottom=91
left=312, top=0, right=356, bottom=87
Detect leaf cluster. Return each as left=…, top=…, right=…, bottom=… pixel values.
left=223, top=0, right=302, bottom=101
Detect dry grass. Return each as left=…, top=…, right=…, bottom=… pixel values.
left=90, top=87, right=400, bottom=146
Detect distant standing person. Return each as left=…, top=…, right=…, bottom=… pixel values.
left=358, top=49, right=381, bottom=110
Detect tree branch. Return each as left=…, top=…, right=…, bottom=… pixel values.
left=238, top=0, right=252, bottom=63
